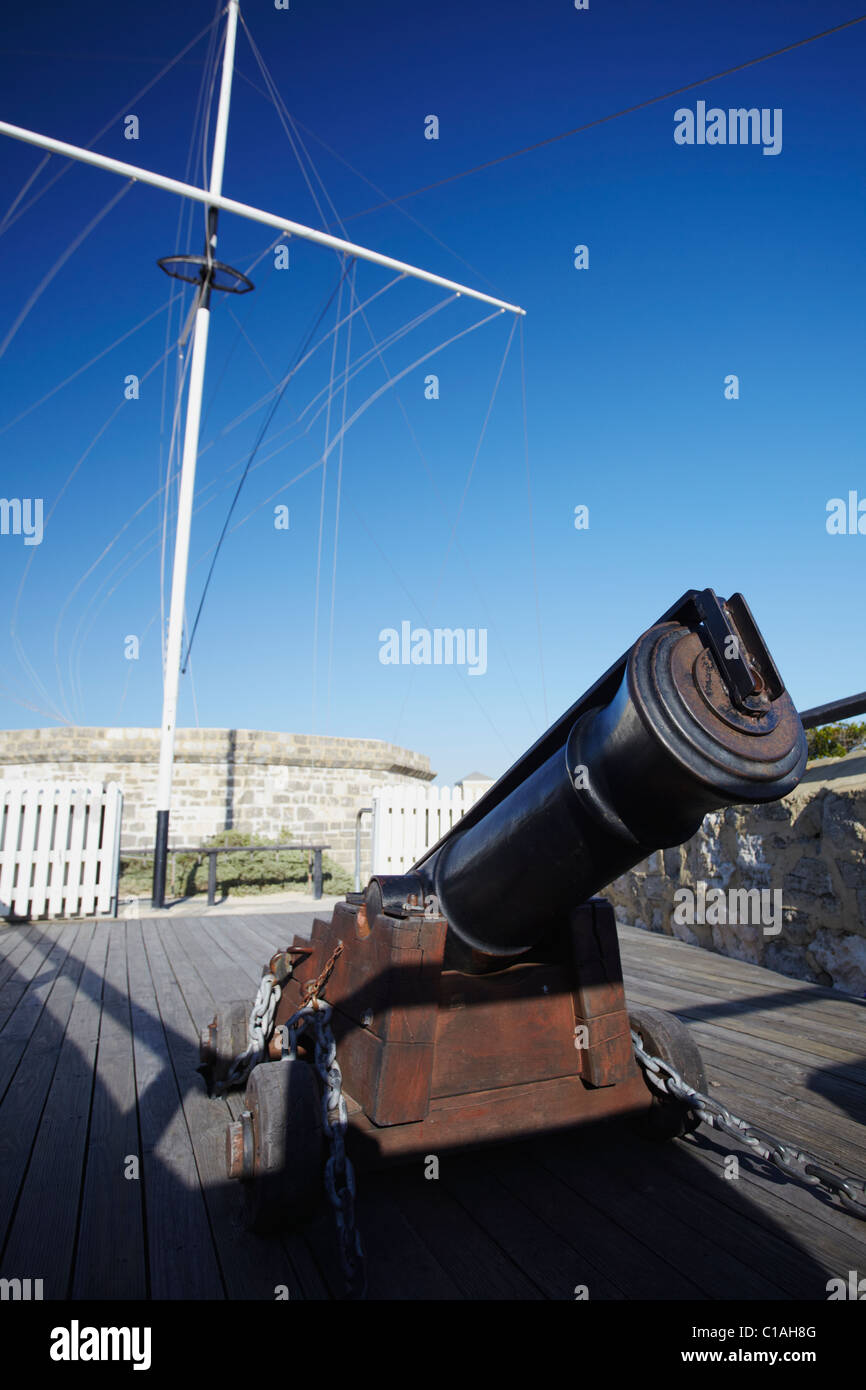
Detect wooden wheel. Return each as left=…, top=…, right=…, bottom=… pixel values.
left=240, top=1058, right=325, bottom=1233
left=629, top=1005, right=707, bottom=1141
left=200, top=1000, right=251, bottom=1088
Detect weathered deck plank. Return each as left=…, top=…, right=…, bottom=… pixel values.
left=0, top=922, right=82, bottom=1085
left=535, top=1131, right=792, bottom=1299
left=375, top=1165, right=545, bottom=1300
left=0, top=922, right=44, bottom=995
left=125, top=920, right=224, bottom=1299
left=0, top=921, right=96, bottom=1258
left=71, top=924, right=147, bottom=1300
left=0, top=921, right=102, bottom=1297
left=438, top=1151, right=618, bottom=1299
left=0, top=909, right=863, bottom=1301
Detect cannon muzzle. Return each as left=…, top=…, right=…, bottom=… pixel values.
left=365, top=589, right=806, bottom=963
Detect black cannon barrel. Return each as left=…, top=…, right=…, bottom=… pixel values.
left=367, top=589, right=806, bottom=961
left=798, top=692, right=866, bottom=729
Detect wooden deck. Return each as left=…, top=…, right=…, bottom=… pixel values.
left=1, top=909, right=864, bottom=1301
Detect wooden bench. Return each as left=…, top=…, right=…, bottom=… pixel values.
left=123, top=843, right=331, bottom=903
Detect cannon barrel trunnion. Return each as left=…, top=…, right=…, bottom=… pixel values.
left=202, top=588, right=807, bottom=1237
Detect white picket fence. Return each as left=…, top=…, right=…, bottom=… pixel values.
left=370, top=782, right=489, bottom=875
left=0, top=781, right=123, bottom=919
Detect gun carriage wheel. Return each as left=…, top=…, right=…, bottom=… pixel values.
left=628, top=1005, right=707, bottom=1140
left=199, top=1000, right=252, bottom=1090
left=227, top=1056, right=324, bottom=1233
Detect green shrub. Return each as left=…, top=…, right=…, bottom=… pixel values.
left=118, top=829, right=352, bottom=900
left=805, top=720, right=866, bottom=761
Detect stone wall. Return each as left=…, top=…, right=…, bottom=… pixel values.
left=0, top=727, right=435, bottom=877
left=606, top=751, right=866, bottom=997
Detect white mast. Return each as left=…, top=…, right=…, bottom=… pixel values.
left=151, top=0, right=240, bottom=906
left=0, top=4, right=526, bottom=909
left=0, top=122, right=525, bottom=316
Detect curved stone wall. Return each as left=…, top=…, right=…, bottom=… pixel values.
left=606, top=751, right=866, bottom=996
left=0, top=727, right=435, bottom=874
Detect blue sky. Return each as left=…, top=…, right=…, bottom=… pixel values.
left=0, top=0, right=863, bottom=784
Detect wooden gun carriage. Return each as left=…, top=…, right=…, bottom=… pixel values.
left=200, top=588, right=807, bottom=1237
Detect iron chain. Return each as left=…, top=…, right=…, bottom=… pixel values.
left=283, top=999, right=366, bottom=1299
left=217, top=971, right=282, bottom=1094
left=631, top=1029, right=866, bottom=1219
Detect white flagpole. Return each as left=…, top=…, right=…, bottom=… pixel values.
left=0, top=120, right=526, bottom=316
left=0, top=9, right=527, bottom=907
left=152, top=0, right=240, bottom=907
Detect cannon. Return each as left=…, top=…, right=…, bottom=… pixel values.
left=203, top=588, right=807, bottom=1236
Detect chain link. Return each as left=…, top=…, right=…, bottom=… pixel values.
left=631, top=1029, right=866, bottom=1219
left=212, top=940, right=364, bottom=1296
left=215, top=972, right=282, bottom=1095
left=282, top=999, right=366, bottom=1299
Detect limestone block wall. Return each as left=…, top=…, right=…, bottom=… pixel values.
left=0, top=727, right=435, bottom=876
left=606, top=751, right=866, bottom=997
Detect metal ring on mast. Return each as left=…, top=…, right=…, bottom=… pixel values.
left=157, top=253, right=254, bottom=294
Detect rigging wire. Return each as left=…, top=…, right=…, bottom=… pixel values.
left=390, top=314, right=521, bottom=744
left=238, top=16, right=330, bottom=233
left=232, top=62, right=503, bottom=299
left=283, top=110, right=542, bottom=737
left=225, top=305, right=278, bottom=384
left=349, top=320, right=540, bottom=738
left=348, top=502, right=515, bottom=760
left=247, top=0, right=437, bottom=735
left=62, top=279, right=431, bottom=710
left=16, top=331, right=185, bottom=721
left=292, top=115, right=504, bottom=298
left=225, top=306, right=498, bottom=534
left=326, top=260, right=357, bottom=727
left=519, top=318, right=547, bottom=726
left=241, top=232, right=285, bottom=279
left=239, top=27, right=542, bottom=740
left=311, top=269, right=347, bottom=733
left=10, top=372, right=144, bottom=723
left=180, top=260, right=354, bottom=672
left=185, top=609, right=200, bottom=728
left=66, top=310, right=190, bottom=718
left=242, top=0, right=354, bottom=769
left=343, top=14, right=866, bottom=220
left=203, top=274, right=422, bottom=444
left=69, top=305, right=505, bottom=715
left=50, top=334, right=188, bottom=721
left=433, top=317, right=518, bottom=600
left=0, top=180, right=133, bottom=361
left=0, top=293, right=182, bottom=437
left=0, top=12, right=222, bottom=238
left=0, top=680, right=67, bottom=723
left=199, top=14, right=225, bottom=234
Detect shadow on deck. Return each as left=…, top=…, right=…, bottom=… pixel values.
left=0, top=912, right=864, bottom=1300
